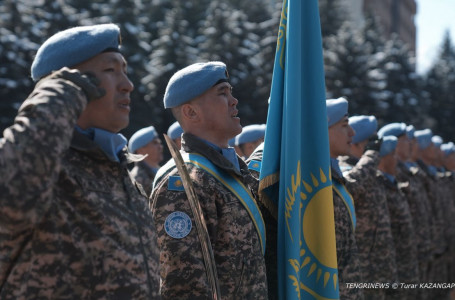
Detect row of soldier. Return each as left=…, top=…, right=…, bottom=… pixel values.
left=2, top=23, right=455, bottom=300
left=246, top=98, right=455, bottom=300
left=328, top=98, right=455, bottom=300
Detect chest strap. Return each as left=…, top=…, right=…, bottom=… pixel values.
left=332, top=180, right=356, bottom=230
left=154, top=152, right=266, bottom=254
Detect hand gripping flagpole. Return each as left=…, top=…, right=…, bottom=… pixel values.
left=163, top=134, right=221, bottom=300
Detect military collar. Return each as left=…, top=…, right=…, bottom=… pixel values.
left=181, top=133, right=247, bottom=176
left=71, top=130, right=141, bottom=166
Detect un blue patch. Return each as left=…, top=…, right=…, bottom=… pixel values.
left=168, top=176, right=185, bottom=191
left=164, top=211, right=192, bottom=239
left=248, top=160, right=262, bottom=173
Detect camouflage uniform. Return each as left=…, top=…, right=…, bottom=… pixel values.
left=417, top=161, right=449, bottom=294
left=396, top=162, right=433, bottom=295
left=130, top=160, right=157, bottom=196
left=445, top=171, right=455, bottom=283
left=378, top=172, right=419, bottom=300
left=246, top=143, right=278, bottom=300
left=341, top=151, right=398, bottom=300
left=444, top=171, right=455, bottom=283
left=0, top=75, right=160, bottom=299
left=150, top=133, right=268, bottom=299
left=331, top=169, right=364, bottom=300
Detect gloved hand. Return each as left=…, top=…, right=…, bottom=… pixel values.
left=39, top=67, right=105, bottom=102
left=364, top=134, right=382, bottom=152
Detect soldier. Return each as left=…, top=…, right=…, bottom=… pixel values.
left=167, top=121, right=184, bottom=149
left=414, top=129, right=450, bottom=298
left=326, top=98, right=364, bottom=300
left=432, top=136, right=455, bottom=292
left=0, top=24, right=160, bottom=298
left=441, top=142, right=455, bottom=172
left=378, top=123, right=432, bottom=299
left=150, top=62, right=268, bottom=299
left=340, top=116, right=398, bottom=300
left=129, top=125, right=164, bottom=195
left=234, top=124, right=266, bottom=159
left=377, top=136, right=419, bottom=299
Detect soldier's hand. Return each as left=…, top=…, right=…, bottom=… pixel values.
left=364, top=134, right=382, bottom=152
left=43, top=67, right=105, bottom=102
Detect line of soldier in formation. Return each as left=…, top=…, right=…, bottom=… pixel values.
left=2, top=23, right=454, bottom=300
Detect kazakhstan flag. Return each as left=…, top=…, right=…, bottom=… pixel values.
left=258, top=0, right=340, bottom=299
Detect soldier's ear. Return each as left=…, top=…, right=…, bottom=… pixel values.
left=181, top=103, right=199, bottom=122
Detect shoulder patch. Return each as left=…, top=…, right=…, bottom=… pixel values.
left=164, top=211, right=192, bottom=239
left=248, top=160, right=262, bottom=173
left=168, top=175, right=185, bottom=191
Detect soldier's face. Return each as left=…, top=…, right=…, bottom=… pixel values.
left=409, top=139, right=419, bottom=160
left=396, top=135, right=410, bottom=161
left=328, top=116, right=355, bottom=158
left=445, top=153, right=455, bottom=171
left=75, top=52, right=134, bottom=133
left=137, top=138, right=164, bottom=166
left=191, top=82, right=242, bottom=145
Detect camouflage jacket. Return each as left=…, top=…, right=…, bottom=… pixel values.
left=342, top=151, right=398, bottom=285
left=130, top=160, right=157, bottom=197
left=436, top=170, right=455, bottom=252
left=416, top=161, right=448, bottom=256
left=150, top=133, right=268, bottom=300
left=331, top=170, right=364, bottom=300
left=378, top=173, right=420, bottom=284
left=0, top=76, right=160, bottom=299
left=396, top=162, right=433, bottom=263
left=246, top=144, right=278, bottom=300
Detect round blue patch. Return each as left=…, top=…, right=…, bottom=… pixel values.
left=164, top=211, right=192, bottom=239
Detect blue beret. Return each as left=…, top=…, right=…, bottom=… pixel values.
left=128, top=126, right=158, bottom=153
left=167, top=121, right=184, bottom=140
left=414, top=129, right=433, bottom=149
left=406, top=125, right=415, bottom=139
left=431, top=135, right=443, bottom=147
left=377, top=122, right=407, bottom=138
left=326, top=97, right=348, bottom=127
left=164, top=61, right=229, bottom=108
left=235, top=124, right=266, bottom=146
left=349, top=115, right=377, bottom=144
left=379, top=135, right=398, bottom=157
left=441, top=142, right=455, bottom=156
left=31, top=24, right=121, bottom=81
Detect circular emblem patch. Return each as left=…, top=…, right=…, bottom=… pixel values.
left=164, top=211, right=192, bottom=239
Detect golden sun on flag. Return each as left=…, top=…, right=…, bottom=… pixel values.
left=286, top=162, right=338, bottom=299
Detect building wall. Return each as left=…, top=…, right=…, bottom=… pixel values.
left=363, top=0, right=417, bottom=53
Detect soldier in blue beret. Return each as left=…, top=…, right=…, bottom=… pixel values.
left=0, top=24, right=160, bottom=298
left=378, top=135, right=420, bottom=299
left=151, top=62, right=268, bottom=299
left=129, top=126, right=164, bottom=195
left=235, top=124, right=266, bottom=159
left=415, top=129, right=452, bottom=295
left=167, top=121, right=184, bottom=149
left=325, top=98, right=365, bottom=300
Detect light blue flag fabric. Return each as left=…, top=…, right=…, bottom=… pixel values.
left=259, top=0, right=340, bottom=299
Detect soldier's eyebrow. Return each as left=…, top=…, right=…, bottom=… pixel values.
left=102, top=55, right=128, bottom=69
left=216, top=83, right=232, bottom=93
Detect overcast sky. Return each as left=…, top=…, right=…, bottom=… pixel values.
left=415, top=0, right=455, bottom=74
